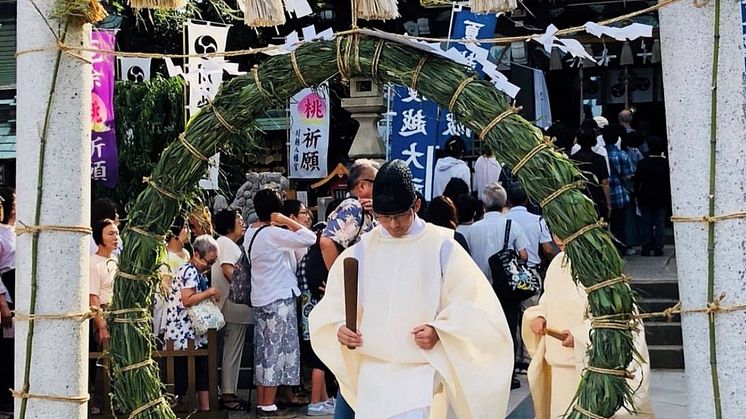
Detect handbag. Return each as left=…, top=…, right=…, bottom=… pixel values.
left=229, top=224, right=270, bottom=305
left=488, top=219, right=541, bottom=301
left=188, top=299, right=225, bottom=335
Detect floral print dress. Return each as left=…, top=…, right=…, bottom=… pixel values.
left=163, top=263, right=209, bottom=350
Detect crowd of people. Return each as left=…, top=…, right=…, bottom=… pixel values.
left=0, top=107, right=670, bottom=418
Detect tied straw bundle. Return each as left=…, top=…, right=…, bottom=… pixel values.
left=356, top=0, right=400, bottom=21
left=243, top=0, right=286, bottom=27
left=112, top=35, right=635, bottom=419
left=469, top=0, right=518, bottom=14
left=52, top=0, right=107, bottom=24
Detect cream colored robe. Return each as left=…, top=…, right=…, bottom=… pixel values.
left=309, top=223, right=514, bottom=419
left=522, top=253, right=654, bottom=419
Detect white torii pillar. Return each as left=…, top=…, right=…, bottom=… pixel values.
left=15, top=2, right=91, bottom=418
left=659, top=1, right=746, bottom=417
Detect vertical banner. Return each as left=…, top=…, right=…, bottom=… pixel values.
left=91, top=29, right=119, bottom=188
left=185, top=20, right=233, bottom=189
left=118, top=57, right=152, bottom=82
left=185, top=20, right=232, bottom=119
left=389, top=86, right=439, bottom=198
left=436, top=6, right=497, bottom=152
left=289, top=83, right=330, bottom=179
left=533, top=69, right=552, bottom=129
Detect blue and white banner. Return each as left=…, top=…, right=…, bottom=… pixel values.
left=388, top=86, right=440, bottom=199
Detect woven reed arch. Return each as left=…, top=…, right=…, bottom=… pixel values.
left=109, top=33, right=635, bottom=419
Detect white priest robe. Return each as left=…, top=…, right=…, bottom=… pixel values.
left=522, top=252, right=654, bottom=419
left=309, top=220, right=514, bottom=419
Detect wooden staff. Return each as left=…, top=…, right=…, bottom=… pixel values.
left=343, top=257, right=359, bottom=350
left=546, top=327, right=569, bottom=342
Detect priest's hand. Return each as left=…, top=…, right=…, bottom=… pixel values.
left=412, top=325, right=439, bottom=350
left=530, top=317, right=546, bottom=335
left=561, top=330, right=574, bottom=348
left=359, top=198, right=373, bottom=212
left=338, top=325, right=363, bottom=348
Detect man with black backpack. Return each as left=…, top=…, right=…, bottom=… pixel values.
left=465, top=181, right=530, bottom=390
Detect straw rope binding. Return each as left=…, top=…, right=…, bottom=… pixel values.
left=205, top=99, right=238, bottom=134
left=410, top=55, right=429, bottom=91
left=116, top=359, right=156, bottom=374
left=564, top=220, right=607, bottom=246
left=290, top=50, right=309, bottom=88
left=449, top=76, right=477, bottom=112
left=117, top=270, right=154, bottom=282
left=142, top=177, right=180, bottom=201
left=479, top=105, right=522, bottom=140
left=585, top=274, right=630, bottom=294
left=586, top=365, right=635, bottom=380
left=251, top=66, right=272, bottom=104
left=573, top=404, right=609, bottom=419
left=513, top=142, right=550, bottom=174
left=128, top=396, right=168, bottom=419
left=127, top=225, right=165, bottom=242
left=11, top=389, right=89, bottom=404
left=178, top=134, right=210, bottom=162
left=670, top=211, right=746, bottom=224
left=371, top=40, right=386, bottom=78
left=15, top=222, right=92, bottom=236
left=540, top=181, right=585, bottom=208
left=336, top=37, right=350, bottom=80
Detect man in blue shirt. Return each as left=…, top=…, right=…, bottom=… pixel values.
left=603, top=125, right=635, bottom=255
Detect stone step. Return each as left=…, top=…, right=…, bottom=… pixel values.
left=630, top=280, right=680, bottom=300
left=642, top=321, right=683, bottom=346
left=648, top=345, right=685, bottom=369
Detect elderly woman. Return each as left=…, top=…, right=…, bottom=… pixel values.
left=164, top=234, right=221, bottom=411
left=245, top=189, right=316, bottom=418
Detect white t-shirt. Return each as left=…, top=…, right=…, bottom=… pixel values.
left=212, top=235, right=251, bottom=324
left=0, top=224, right=15, bottom=274
left=243, top=225, right=316, bottom=308
left=465, top=211, right=530, bottom=284
left=506, top=206, right=553, bottom=267
left=473, top=155, right=502, bottom=200
left=90, top=253, right=117, bottom=306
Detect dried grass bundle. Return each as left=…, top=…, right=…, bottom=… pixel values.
left=243, top=0, right=286, bottom=27
left=52, top=0, right=107, bottom=24
left=128, top=0, right=187, bottom=10
left=357, top=0, right=400, bottom=21
left=468, top=0, right=517, bottom=14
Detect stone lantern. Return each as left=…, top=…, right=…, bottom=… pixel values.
left=341, top=77, right=387, bottom=160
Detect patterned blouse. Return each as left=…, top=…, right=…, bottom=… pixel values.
left=322, top=197, right=377, bottom=249
left=163, top=263, right=209, bottom=350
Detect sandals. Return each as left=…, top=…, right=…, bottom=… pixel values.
left=276, top=394, right=309, bottom=407
left=219, top=397, right=249, bottom=411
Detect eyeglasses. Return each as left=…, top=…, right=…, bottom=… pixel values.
left=376, top=209, right=413, bottom=223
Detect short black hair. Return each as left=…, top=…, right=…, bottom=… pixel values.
left=444, top=136, right=466, bottom=158
left=0, top=187, right=13, bottom=225
left=453, top=193, right=476, bottom=224
left=425, top=196, right=458, bottom=230
left=602, top=125, right=620, bottom=146
left=577, top=128, right=598, bottom=150
left=165, top=216, right=186, bottom=242
left=254, top=189, right=283, bottom=222
left=91, top=198, right=118, bottom=226
left=443, top=177, right=469, bottom=200
left=93, top=218, right=116, bottom=246
left=647, top=135, right=666, bottom=155
left=547, top=121, right=577, bottom=152
left=214, top=209, right=241, bottom=236
left=506, top=182, right=528, bottom=207
left=282, top=199, right=303, bottom=218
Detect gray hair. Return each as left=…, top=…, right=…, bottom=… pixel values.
left=192, top=234, right=218, bottom=257
left=618, top=109, right=633, bottom=124
left=482, top=182, right=507, bottom=212
left=348, top=159, right=380, bottom=190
